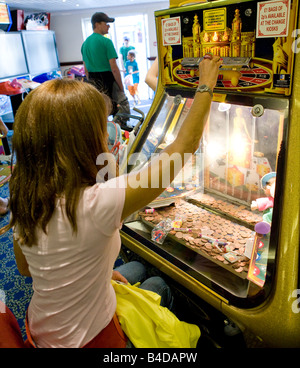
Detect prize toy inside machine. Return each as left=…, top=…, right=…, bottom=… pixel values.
left=121, top=0, right=300, bottom=347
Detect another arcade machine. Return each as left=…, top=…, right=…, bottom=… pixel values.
left=21, top=30, right=61, bottom=84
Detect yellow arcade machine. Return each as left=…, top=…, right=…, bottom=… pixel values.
left=120, top=0, right=300, bottom=348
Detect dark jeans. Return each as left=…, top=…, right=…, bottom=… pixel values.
left=88, top=71, right=118, bottom=116
left=88, top=72, right=130, bottom=125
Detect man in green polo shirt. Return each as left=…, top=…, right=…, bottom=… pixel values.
left=81, top=12, right=129, bottom=120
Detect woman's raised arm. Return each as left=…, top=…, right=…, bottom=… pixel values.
left=122, top=55, right=222, bottom=221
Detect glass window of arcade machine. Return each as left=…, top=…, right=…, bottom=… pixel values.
left=21, top=31, right=60, bottom=79
left=122, top=91, right=288, bottom=306
left=0, top=33, right=29, bottom=81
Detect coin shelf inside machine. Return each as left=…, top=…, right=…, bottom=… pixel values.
left=138, top=194, right=262, bottom=280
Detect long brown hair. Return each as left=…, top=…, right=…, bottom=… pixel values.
left=7, top=78, right=111, bottom=246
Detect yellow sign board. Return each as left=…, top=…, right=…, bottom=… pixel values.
left=203, top=8, right=226, bottom=31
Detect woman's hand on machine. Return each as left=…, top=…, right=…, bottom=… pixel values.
left=198, top=53, right=223, bottom=90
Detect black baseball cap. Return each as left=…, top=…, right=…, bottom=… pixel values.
left=91, top=12, right=115, bottom=27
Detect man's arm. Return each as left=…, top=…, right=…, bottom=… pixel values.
left=145, top=58, right=158, bottom=91
left=122, top=56, right=222, bottom=220
left=109, top=58, right=124, bottom=92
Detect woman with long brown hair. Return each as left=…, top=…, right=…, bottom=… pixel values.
left=7, top=55, right=221, bottom=347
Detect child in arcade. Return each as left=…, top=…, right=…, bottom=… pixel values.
left=124, top=50, right=141, bottom=105
left=5, top=54, right=222, bottom=348
left=251, top=172, right=276, bottom=224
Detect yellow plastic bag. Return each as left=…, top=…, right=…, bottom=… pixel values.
left=111, top=280, right=200, bottom=348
